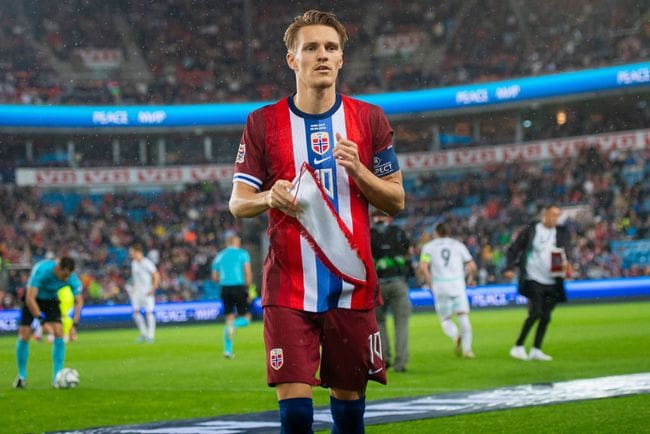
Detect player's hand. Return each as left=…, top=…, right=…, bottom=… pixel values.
left=333, top=133, right=361, bottom=175
left=502, top=270, right=515, bottom=281
left=265, top=179, right=301, bottom=217
left=564, top=263, right=574, bottom=279
left=69, top=324, right=78, bottom=342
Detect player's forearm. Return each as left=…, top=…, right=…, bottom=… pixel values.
left=229, top=189, right=269, bottom=218
left=466, top=261, right=478, bottom=280
left=26, top=297, right=40, bottom=317
left=73, top=295, right=84, bottom=323
left=152, top=273, right=161, bottom=290
left=244, top=266, right=253, bottom=287
left=418, top=266, right=431, bottom=286
left=351, top=168, right=404, bottom=216
left=26, top=287, right=40, bottom=316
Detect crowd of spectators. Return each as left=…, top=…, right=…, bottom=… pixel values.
left=1, top=145, right=648, bottom=310
left=0, top=182, right=244, bottom=309
left=442, top=0, right=649, bottom=86
left=31, top=2, right=124, bottom=60
left=0, top=0, right=647, bottom=104
left=0, top=4, right=58, bottom=105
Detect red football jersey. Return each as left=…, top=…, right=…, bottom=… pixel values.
left=233, top=94, right=399, bottom=311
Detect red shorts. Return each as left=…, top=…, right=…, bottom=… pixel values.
left=263, top=305, right=387, bottom=391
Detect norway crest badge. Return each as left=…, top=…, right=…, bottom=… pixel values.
left=310, top=131, right=330, bottom=155
left=270, top=348, right=284, bottom=370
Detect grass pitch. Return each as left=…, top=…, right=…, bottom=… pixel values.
left=1, top=300, right=649, bottom=433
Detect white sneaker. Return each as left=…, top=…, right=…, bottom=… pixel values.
left=529, top=348, right=553, bottom=361
left=509, top=345, right=529, bottom=361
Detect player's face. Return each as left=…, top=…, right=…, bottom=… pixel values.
left=542, top=207, right=562, bottom=228
left=129, top=249, right=142, bottom=260
left=287, top=25, right=343, bottom=91
left=55, top=267, right=72, bottom=281
left=373, top=215, right=390, bottom=225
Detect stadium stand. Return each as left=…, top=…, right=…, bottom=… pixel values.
left=0, top=0, right=647, bottom=104
left=0, top=1, right=648, bottom=309
left=1, top=142, right=647, bottom=309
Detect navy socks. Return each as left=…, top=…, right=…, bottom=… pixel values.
left=278, top=397, right=314, bottom=434
left=330, top=396, right=365, bottom=434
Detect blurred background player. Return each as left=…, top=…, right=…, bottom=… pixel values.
left=504, top=204, right=573, bottom=361
left=211, top=232, right=252, bottom=358
left=14, top=256, right=83, bottom=388
left=419, top=222, right=477, bottom=358
left=229, top=10, right=404, bottom=433
left=371, top=209, right=413, bottom=372
left=0, top=246, right=9, bottom=310
left=128, top=243, right=160, bottom=343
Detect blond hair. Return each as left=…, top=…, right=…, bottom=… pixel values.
left=283, top=10, right=348, bottom=52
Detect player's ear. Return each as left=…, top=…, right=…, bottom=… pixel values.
left=338, top=54, right=343, bottom=69
left=286, top=51, right=297, bottom=71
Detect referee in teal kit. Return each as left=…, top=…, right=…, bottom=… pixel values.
left=212, top=232, right=253, bottom=358
left=14, top=257, right=83, bottom=388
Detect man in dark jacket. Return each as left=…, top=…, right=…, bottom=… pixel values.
left=503, top=204, right=573, bottom=361
left=371, top=209, right=412, bottom=372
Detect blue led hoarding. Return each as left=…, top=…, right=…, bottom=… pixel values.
left=1, top=62, right=648, bottom=129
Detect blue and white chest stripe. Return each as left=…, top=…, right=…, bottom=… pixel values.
left=289, top=107, right=354, bottom=311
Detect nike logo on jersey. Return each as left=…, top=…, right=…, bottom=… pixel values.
left=368, top=367, right=383, bottom=375
left=313, top=155, right=332, bottom=165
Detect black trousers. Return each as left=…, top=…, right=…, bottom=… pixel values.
left=515, top=280, right=557, bottom=349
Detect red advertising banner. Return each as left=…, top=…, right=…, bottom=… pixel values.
left=399, top=129, right=650, bottom=171
left=17, top=165, right=235, bottom=187
left=15, top=130, right=650, bottom=187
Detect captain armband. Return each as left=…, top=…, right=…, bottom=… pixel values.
left=373, top=146, right=400, bottom=177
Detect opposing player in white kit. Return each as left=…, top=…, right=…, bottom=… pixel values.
left=128, top=244, right=160, bottom=343
left=419, top=223, right=477, bottom=358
